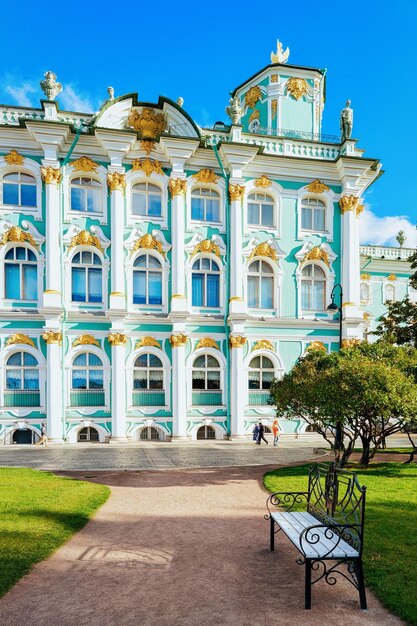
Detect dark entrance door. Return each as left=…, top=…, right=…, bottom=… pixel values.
left=13, top=429, right=33, bottom=444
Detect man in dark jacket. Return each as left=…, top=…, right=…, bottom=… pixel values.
left=257, top=422, right=268, bottom=445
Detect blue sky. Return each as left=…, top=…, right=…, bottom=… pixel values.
left=0, top=0, right=416, bottom=247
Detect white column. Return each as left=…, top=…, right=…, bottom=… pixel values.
left=108, top=332, right=128, bottom=442
left=170, top=333, right=188, bottom=438
left=42, top=330, right=63, bottom=443
left=41, top=166, right=62, bottom=308
left=230, top=335, right=246, bottom=436
left=340, top=195, right=361, bottom=322
left=108, top=171, right=126, bottom=310
left=169, top=178, right=188, bottom=312
left=229, top=183, right=246, bottom=314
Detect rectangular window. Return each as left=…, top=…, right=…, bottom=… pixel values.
left=5, top=264, right=20, bottom=299
left=301, top=207, right=313, bottom=230
left=23, top=265, right=37, bottom=300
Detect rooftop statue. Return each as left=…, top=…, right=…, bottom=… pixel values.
left=226, top=94, right=244, bottom=125
left=271, top=39, right=290, bottom=64
left=40, top=71, right=62, bottom=101
left=107, top=86, right=115, bottom=101
left=340, top=100, right=353, bottom=142
left=176, top=97, right=184, bottom=107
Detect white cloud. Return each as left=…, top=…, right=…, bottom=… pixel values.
left=361, top=206, right=417, bottom=248
left=60, top=85, right=93, bottom=113
left=5, top=82, right=37, bottom=107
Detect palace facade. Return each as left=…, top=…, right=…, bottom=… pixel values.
left=0, top=47, right=414, bottom=444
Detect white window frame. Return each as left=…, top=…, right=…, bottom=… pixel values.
left=243, top=257, right=281, bottom=316
left=296, top=188, right=335, bottom=241
left=0, top=242, right=44, bottom=310
left=126, top=170, right=168, bottom=229
left=127, top=249, right=169, bottom=314
left=187, top=253, right=224, bottom=315
left=244, top=348, right=283, bottom=413
left=296, top=261, right=334, bottom=319
left=64, top=246, right=109, bottom=312
left=0, top=343, right=46, bottom=417
left=126, top=345, right=171, bottom=415
left=360, top=281, right=371, bottom=305
left=63, top=165, right=107, bottom=224
left=0, top=158, right=42, bottom=220
left=384, top=281, right=397, bottom=303
left=65, top=344, right=110, bottom=415
left=186, top=347, right=226, bottom=412
left=186, top=178, right=226, bottom=232
left=243, top=179, right=282, bottom=235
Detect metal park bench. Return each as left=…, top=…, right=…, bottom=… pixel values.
left=265, top=463, right=367, bottom=610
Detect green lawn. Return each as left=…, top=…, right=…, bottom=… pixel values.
left=0, top=468, right=109, bottom=597
left=264, top=463, right=417, bottom=625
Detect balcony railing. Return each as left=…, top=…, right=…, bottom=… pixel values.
left=192, top=390, right=222, bottom=406
left=248, top=390, right=271, bottom=406
left=250, top=127, right=341, bottom=144
left=359, top=246, right=415, bottom=261
left=132, top=390, right=165, bottom=406
left=4, top=390, right=40, bottom=407
left=70, top=389, right=105, bottom=407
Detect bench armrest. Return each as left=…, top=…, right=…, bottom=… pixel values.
left=299, top=523, right=362, bottom=559
left=265, top=491, right=309, bottom=518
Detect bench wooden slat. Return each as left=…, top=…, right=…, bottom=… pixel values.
left=271, top=511, right=359, bottom=559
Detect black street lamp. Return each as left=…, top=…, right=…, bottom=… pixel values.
left=327, top=283, right=343, bottom=450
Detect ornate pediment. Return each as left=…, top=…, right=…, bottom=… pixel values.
left=185, top=233, right=226, bottom=259
left=196, top=338, right=219, bottom=350
left=132, top=158, right=164, bottom=177
left=6, top=333, right=35, bottom=348
left=64, top=225, right=110, bottom=254
left=192, top=169, right=219, bottom=184
left=135, top=336, right=161, bottom=349
left=127, top=107, right=166, bottom=139
left=124, top=228, right=171, bottom=256
left=243, top=237, right=285, bottom=263
left=73, top=335, right=100, bottom=348
left=252, top=340, right=273, bottom=352
left=70, top=157, right=99, bottom=173
left=295, top=241, right=337, bottom=270
left=4, top=150, right=24, bottom=165
left=307, top=179, right=330, bottom=194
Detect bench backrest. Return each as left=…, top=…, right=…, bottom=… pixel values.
left=307, top=463, right=366, bottom=554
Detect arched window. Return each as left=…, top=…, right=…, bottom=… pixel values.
left=301, top=198, right=326, bottom=231
left=197, top=425, right=216, bottom=439
left=78, top=426, right=99, bottom=442
left=192, top=354, right=221, bottom=405
left=132, top=353, right=165, bottom=406
left=2, top=172, right=36, bottom=207
left=247, top=260, right=274, bottom=309
left=191, top=188, right=220, bottom=223
left=70, top=177, right=101, bottom=213
left=71, top=352, right=104, bottom=407
left=360, top=282, right=370, bottom=304
left=248, top=356, right=274, bottom=390
left=5, top=351, right=39, bottom=407
left=133, top=254, right=162, bottom=305
left=4, top=246, right=37, bottom=300
left=71, top=251, right=102, bottom=303
left=192, top=258, right=220, bottom=307
left=140, top=426, right=161, bottom=440
left=385, top=284, right=396, bottom=302
left=132, top=182, right=162, bottom=217
left=247, top=192, right=274, bottom=227
left=301, top=264, right=326, bottom=311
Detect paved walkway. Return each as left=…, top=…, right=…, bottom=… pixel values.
left=0, top=465, right=403, bottom=626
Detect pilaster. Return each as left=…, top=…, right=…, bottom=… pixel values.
left=169, top=178, right=188, bottom=313
left=229, top=334, right=246, bottom=436
left=41, top=165, right=62, bottom=309
left=229, top=182, right=246, bottom=315
left=42, top=330, right=63, bottom=443
left=107, top=170, right=127, bottom=311
left=170, top=332, right=188, bottom=438
left=339, top=194, right=363, bottom=326
left=108, top=332, right=128, bottom=442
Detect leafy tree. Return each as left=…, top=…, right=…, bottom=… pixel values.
left=372, top=297, right=417, bottom=347
left=269, top=342, right=417, bottom=466
left=410, top=249, right=417, bottom=290
left=396, top=230, right=406, bottom=248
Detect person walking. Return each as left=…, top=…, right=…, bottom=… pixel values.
left=252, top=423, right=260, bottom=443
left=35, top=422, right=48, bottom=447
left=257, top=422, right=268, bottom=445
left=272, top=419, right=280, bottom=446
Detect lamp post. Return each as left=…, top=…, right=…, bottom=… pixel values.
left=327, top=283, right=343, bottom=450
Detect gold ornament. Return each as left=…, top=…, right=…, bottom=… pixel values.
left=107, top=172, right=126, bottom=192
left=128, top=107, right=166, bottom=138
left=254, top=175, right=272, bottom=189
left=229, top=335, right=247, bottom=348
left=168, top=178, right=187, bottom=196
left=141, top=140, right=155, bottom=154
left=339, top=195, right=360, bottom=214
left=108, top=333, right=127, bottom=346
left=245, top=86, right=262, bottom=109
left=229, top=184, right=245, bottom=201
left=73, top=334, right=100, bottom=348
left=306, top=341, right=326, bottom=352
left=68, top=229, right=103, bottom=253
left=250, top=242, right=277, bottom=262
left=304, top=246, right=329, bottom=267
left=6, top=333, right=36, bottom=348
left=0, top=226, right=37, bottom=249
left=361, top=273, right=370, bottom=280
left=307, top=179, right=330, bottom=194
left=132, top=233, right=163, bottom=255
left=169, top=334, right=188, bottom=348
left=41, top=331, right=62, bottom=345
left=135, top=336, right=161, bottom=349
left=132, top=158, right=164, bottom=177
left=271, top=99, right=277, bottom=120
left=341, top=338, right=361, bottom=349
left=249, top=109, right=260, bottom=123
left=356, top=204, right=364, bottom=217
left=4, top=150, right=24, bottom=165
left=363, top=312, right=370, bottom=321
left=387, top=274, right=397, bottom=281
left=41, top=166, right=62, bottom=185
left=286, top=77, right=308, bottom=100
left=252, top=340, right=273, bottom=351
left=196, top=338, right=219, bottom=350
left=271, top=74, right=278, bottom=83
left=70, top=156, right=98, bottom=173
left=192, top=239, right=221, bottom=258
left=192, top=169, right=219, bottom=184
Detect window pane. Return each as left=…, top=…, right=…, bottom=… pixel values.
left=148, top=256, right=161, bottom=269
left=248, top=275, right=259, bottom=308
left=149, top=355, right=162, bottom=367
left=88, top=353, right=102, bottom=367
left=133, top=370, right=147, bottom=389
left=248, top=370, right=260, bottom=389
left=207, top=370, right=220, bottom=389
left=149, top=370, right=163, bottom=389
left=207, top=273, right=220, bottom=307
left=23, top=264, right=37, bottom=300
left=206, top=356, right=219, bottom=367
left=206, top=199, right=219, bottom=222
left=192, top=274, right=204, bottom=306
left=73, top=354, right=87, bottom=366
left=89, top=369, right=104, bottom=389
left=192, top=372, right=205, bottom=389
left=133, top=255, right=146, bottom=268
left=72, top=369, right=87, bottom=389
left=88, top=268, right=102, bottom=302
left=5, top=264, right=20, bottom=299
left=16, top=247, right=26, bottom=260
left=6, top=369, right=22, bottom=389
left=132, top=192, right=146, bottom=216
left=313, top=281, right=325, bottom=310
left=71, top=187, right=85, bottom=211
left=87, top=188, right=101, bottom=213
left=261, top=356, right=274, bottom=368
left=148, top=272, right=162, bottom=305
left=23, top=353, right=38, bottom=366
left=313, top=209, right=325, bottom=231
left=261, top=204, right=274, bottom=227
left=24, top=369, right=39, bottom=390
left=191, top=198, right=204, bottom=221
left=301, top=207, right=312, bottom=230
left=301, top=282, right=311, bottom=310
left=248, top=202, right=259, bottom=225
left=262, top=371, right=274, bottom=389
left=20, top=184, right=37, bottom=207
left=72, top=267, right=86, bottom=302
left=148, top=194, right=162, bottom=217
left=261, top=277, right=273, bottom=308
left=133, top=271, right=146, bottom=304
left=193, top=356, right=205, bottom=368
left=3, top=183, right=19, bottom=205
